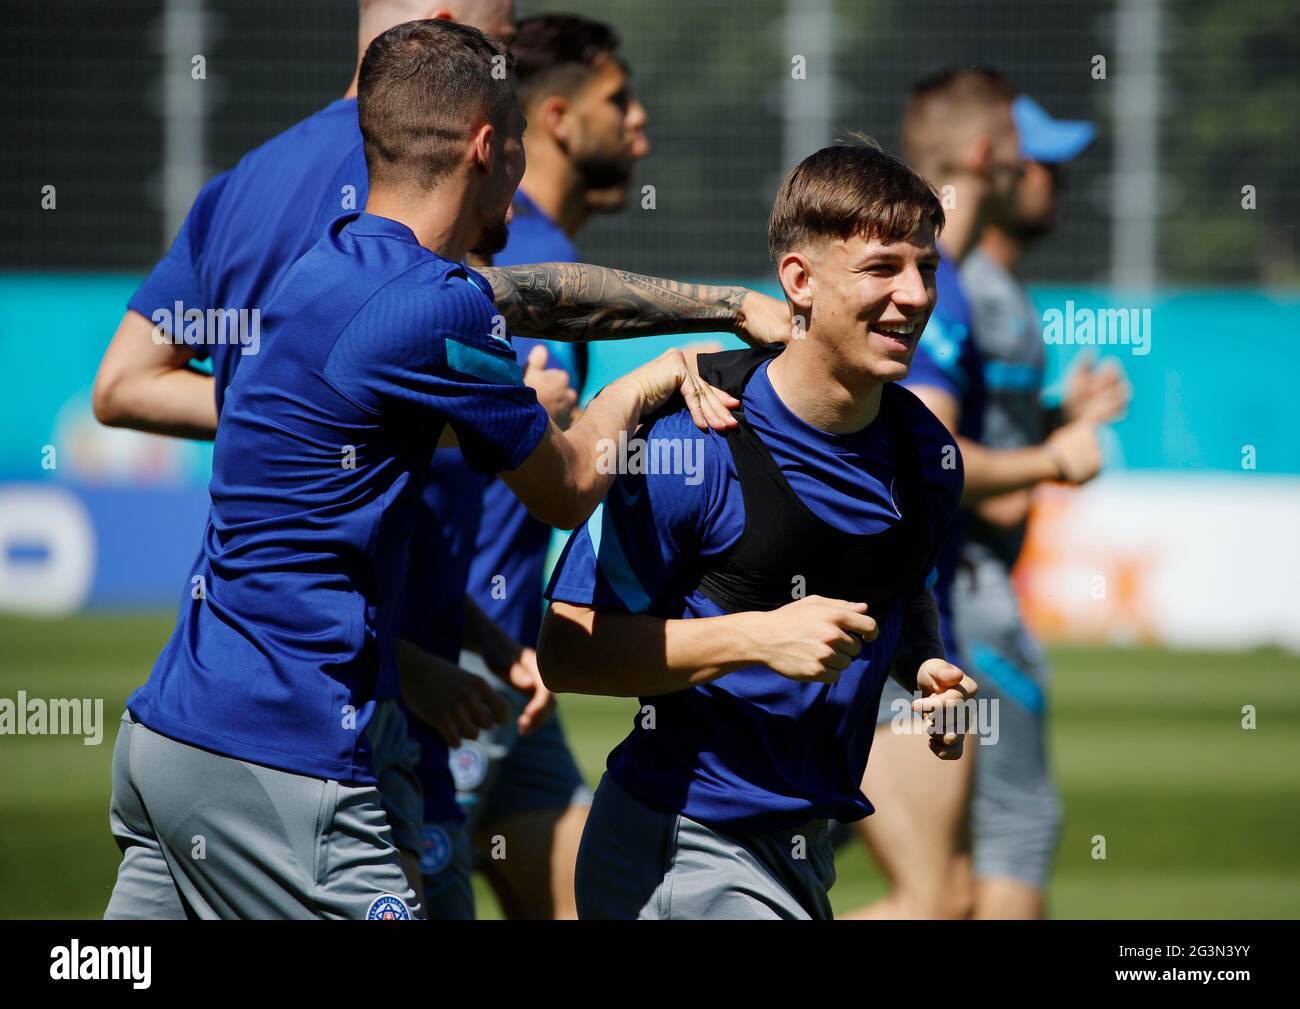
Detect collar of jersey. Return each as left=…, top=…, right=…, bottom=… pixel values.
left=749, top=358, right=885, bottom=456
left=345, top=211, right=422, bottom=244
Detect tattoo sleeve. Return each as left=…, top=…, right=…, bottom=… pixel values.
left=479, top=262, right=750, bottom=341
left=889, top=583, right=946, bottom=693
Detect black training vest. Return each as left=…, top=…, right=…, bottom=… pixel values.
left=682, top=347, right=936, bottom=616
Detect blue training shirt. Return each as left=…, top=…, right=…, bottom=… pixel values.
left=901, top=254, right=986, bottom=661
left=127, top=212, right=549, bottom=783
left=127, top=98, right=469, bottom=806
left=129, top=97, right=368, bottom=418
left=545, top=358, right=962, bottom=830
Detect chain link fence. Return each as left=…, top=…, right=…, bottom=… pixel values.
left=5, top=0, right=1296, bottom=283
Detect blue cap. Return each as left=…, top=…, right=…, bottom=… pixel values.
left=1012, top=94, right=1095, bottom=163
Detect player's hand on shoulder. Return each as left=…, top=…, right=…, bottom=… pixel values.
left=523, top=344, right=579, bottom=430
left=624, top=347, right=739, bottom=433
left=678, top=340, right=725, bottom=372
left=736, top=290, right=794, bottom=349
left=748, top=595, right=878, bottom=684
left=912, top=657, right=977, bottom=760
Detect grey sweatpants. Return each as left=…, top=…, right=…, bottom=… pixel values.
left=576, top=773, right=836, bottom=920
left=105, top=711, right=421, bottom=920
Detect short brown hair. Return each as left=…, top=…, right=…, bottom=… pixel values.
left=358, top=19, right=515, bottom=190
left=901, top=67, right=1016, bottom=175
left=512, top=14, right=622, bottom=111
left=767, top=137, right=944, bottom=265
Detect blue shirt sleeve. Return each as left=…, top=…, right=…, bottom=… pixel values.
left=325, top=262, right=549, bottom=475
left=546, top=409, right=725, bottom=614
left=127, top=171, right=232, bottom=345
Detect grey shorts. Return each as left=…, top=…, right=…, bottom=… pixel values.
left=449, top=651, right=592, bottom=836
left=952, top=558, right=1063, bottom=888
left=366, top=698, right=424, bottom=857
left=575, top=773, right=836, bottom=920
left=105, top=711, right=421, bottom=920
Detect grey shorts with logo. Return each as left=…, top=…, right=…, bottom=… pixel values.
left=449, top=651, right=592, bottom=836
left=105, top=711, right=421, bottom=920
left=575, top=773, right=836, bottom=920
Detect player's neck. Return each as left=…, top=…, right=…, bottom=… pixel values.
left=519, top=143, right=591, bottom=237
left=977, top=224, right=1024, bottom=271
left=766, top=341, right=884, bottom=435
left=364, top=183, right=475, bottom=263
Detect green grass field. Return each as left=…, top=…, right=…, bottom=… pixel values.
left=2, top=613, right=1298, bottom=919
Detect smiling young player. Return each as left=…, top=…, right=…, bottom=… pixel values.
left=536, top=141, right=977, bottom=919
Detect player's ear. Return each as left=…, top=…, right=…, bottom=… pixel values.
left=778, top=250, right=815, bottom=312
left=540, top=95, right=577, bottom=144
left=469, top=121, right=496, bottom=173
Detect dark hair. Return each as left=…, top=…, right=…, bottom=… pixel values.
left=510, top=14, right=621, bottom=110
left=358, top=19, right=515, bottom=190
left=900, top=67, right=1016, bottom=172
left=767, top=136, right=945, bottom=265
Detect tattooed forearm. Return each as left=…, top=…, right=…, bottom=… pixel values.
left=480, top=262, right=751, bottom=341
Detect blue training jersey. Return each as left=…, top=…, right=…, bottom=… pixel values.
left=127, top=212, right=549, bottom=783
left=545, top=358, right=962, bottom=830
left=127, top=98, right=473, bottom=806
left=129, top=97, right=367, bottom=418
left=901, top=254, right=986, bottom=661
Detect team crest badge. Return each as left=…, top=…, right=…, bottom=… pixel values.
left=448, top=740, right=489, bottom=792
left=366, top=893, right=411, bottom=920
left=419, top=823, right=453, bottom=876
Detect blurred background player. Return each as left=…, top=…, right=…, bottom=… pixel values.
left=848, top=68, right=1109, bottom=919
left=954, top=95, right=1128, bottom=918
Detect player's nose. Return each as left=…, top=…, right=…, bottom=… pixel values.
left=894, top=265, right=930, bottom=309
